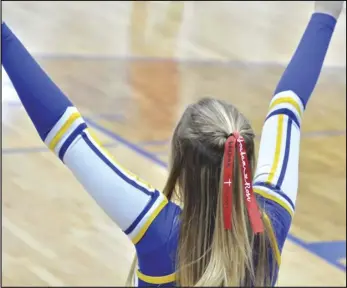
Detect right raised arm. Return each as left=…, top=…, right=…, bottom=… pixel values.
left=1, top=22, right=168, bottom=247
left=253, top=6, right=341, bottom=251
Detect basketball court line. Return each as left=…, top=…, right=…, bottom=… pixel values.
left=84, top=116, right=346, bottom=273
left=2, top=101, right=346, bottom=154
left=137, top=129, right=347, bottom=147
left=286, top=235, right=346, bottom=272
left=2, top=113, right=345, bottom=272
left=2, top=55, right=345, bottom=273
left=1, top=142, right=118, bottom=155
left=2, top=127, right=346, bottom=156
left=26, top=53, right=346, bottom=71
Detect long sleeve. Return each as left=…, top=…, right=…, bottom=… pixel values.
left=1, top=22, right=168, bottom=247
left=252, top=13, right=337, bottom=283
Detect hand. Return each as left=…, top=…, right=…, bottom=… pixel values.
left=314, top=1, right=345, bottom=20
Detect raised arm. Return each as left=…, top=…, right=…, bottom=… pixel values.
left=253, top=2, right=343, bottom=253
left=1, top=22, right=168, bottom=248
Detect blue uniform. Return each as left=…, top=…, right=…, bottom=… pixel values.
left=1, top=12, right=337, bottom=286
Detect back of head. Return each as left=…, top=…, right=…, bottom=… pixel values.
left=163, top=98, right=275, bottom=286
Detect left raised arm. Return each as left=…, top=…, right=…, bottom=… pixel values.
left=1, top=22, right=168, bottom=246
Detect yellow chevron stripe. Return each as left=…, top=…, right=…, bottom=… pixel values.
left=269, top=97, right=302, bottom=117
left=254, top=188, right=294, bottom=218
left=132, top=198, right=168, bottom=244
left=49, top=112, right=81, bottom=150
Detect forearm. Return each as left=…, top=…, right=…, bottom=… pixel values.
left=274, top=12, right=337, bottom=108
left=2, top=22, right=72, bottom=140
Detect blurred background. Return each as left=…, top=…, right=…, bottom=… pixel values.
left=2, top=1, right=346, bottom=286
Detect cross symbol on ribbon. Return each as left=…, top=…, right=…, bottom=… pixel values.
left=224, top=179, right=232, bottom=187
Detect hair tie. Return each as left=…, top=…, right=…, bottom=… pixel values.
left=226, top=132, right=239, bottom=139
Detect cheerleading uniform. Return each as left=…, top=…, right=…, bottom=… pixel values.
left=1, top=13, right=337, bottom=286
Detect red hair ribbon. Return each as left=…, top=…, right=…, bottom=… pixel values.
left=223, top=133, right=264, bottom=234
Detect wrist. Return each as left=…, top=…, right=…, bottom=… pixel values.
left=311, top=12, right=337, bottom=28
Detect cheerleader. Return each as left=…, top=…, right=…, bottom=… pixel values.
left=1, top=1, right=343, bottom=286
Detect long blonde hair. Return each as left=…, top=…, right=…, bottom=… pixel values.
left=127, top=98, right=277, bottom=286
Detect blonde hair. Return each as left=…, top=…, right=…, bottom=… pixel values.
left=127, top=98, right=277, bottom=286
